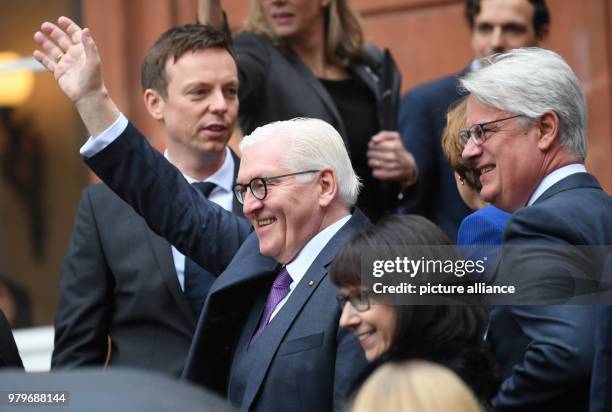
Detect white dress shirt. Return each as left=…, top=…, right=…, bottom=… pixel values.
left=170, top=148, right=235, bottom=290
left=271, top=215, right=351, bottom=320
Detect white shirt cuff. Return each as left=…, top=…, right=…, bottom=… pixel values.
left=79, top=113, right=129, bottom=158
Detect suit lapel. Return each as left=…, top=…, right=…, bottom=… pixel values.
left=241, top=211, right=371, bottom=410
left=143, top=223, right=195, bottom=324
left=286, top=51, right=347, bottom=142
left=205, top=234, right=277, bottom=295
left=490, top=173, right=601, bottom=293
left=350, top=63, right=380, bottom=105
left=241, top=260, right=328, bottom=410
left=534, top=172, right=601, bottom=205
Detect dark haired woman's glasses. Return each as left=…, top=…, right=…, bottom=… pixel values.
left=336, top=290, right=373, bottom=312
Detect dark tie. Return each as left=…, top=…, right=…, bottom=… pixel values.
left=183, top=181, right=217, bottom=317
left=192, top=181, right=217, bottom=198
left=251, top=266, right=293, bottom=343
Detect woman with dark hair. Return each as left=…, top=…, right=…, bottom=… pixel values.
left=330, top=215, right=498, bottom=409
left=197, top=0, right=417, bottom=221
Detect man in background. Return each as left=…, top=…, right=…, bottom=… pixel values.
left=52, top=24, right=243, bottom=376
left=399, top=0, right=550, bottom=240
left=461, top=47, right=611, bottom=411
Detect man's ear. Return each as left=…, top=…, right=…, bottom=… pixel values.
left=536, top=110, right=560, bottom=151
left=143, top=88, right=164, bottom=120
left=318, top=168, right=338, bottom=207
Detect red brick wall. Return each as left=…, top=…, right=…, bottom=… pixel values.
left=83, top=0, right=611, bottom=190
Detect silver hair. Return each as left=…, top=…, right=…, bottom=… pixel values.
left=239, top=118, right=362, bottom=207
left=460, top=47, right=588, bottom=158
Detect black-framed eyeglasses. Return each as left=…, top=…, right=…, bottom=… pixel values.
left=459, top=114, right=524, bottom=147
left=336, top=290, right=373, bottom=312
left=233, top=170, right=320, bottom=204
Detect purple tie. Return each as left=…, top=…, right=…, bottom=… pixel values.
left=251, top=266, right=293, bottom=342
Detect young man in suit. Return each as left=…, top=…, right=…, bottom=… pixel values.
left=460, top=48, right=611, bottom=411
left=399, top=0, right=550, bottom=241
left=35, top=17, right=368, bottom=412
left=52, top=24, right=242, bottom=376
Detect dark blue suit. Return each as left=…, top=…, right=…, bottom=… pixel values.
left=591, top=305, right=612, bottom=412
left=85, top=122, right=369, bottom=412
left=486, top=172, right=612, bottom=411
left=52, top=150, right=243, bottom=376
left=590, top=250, right=612, bottom=412
left=398, top=68, right=470, bottom=241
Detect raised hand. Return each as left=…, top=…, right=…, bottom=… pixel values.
left=33, top=16, right=118, bottom=137
left=33, top=16, right=104, bottom=105
left=197, top=0, right=224, bottom=28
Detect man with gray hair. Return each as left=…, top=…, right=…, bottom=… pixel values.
left=33, top=17, right=367, bottom=412
left=399, top=0, right=550, bottom=241
left=460, top=47, right=612, bottom=410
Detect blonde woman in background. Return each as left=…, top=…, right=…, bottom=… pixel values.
left=351, top=360, right=481, bottom=412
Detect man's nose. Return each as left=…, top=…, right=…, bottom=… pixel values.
left=461, top=138, right=482, bottom=162
left=242, top=188, right=262, bottom=216
left=209, top=89, right=228, bottom=113
left=339, top=302, right=360, bottom=329
left=490, top=26, right=506, bottom=53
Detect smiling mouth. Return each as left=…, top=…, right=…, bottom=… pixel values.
left=480, top=165, right=495, bottom=174
left=258, top=217, right=277, bottom=227
left=357, top=331, right=374, bottom=343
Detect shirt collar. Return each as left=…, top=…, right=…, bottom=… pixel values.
left=285, top=214, right=351, bottom=286
left=527, top=163, right=586, bottom=206
left=469, top=59, right=481, bottom=73
left=165, top=146, right=234, bottom=192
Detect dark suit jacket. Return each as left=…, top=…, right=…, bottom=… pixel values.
left=52, top=151, right=242, bottom=376
left=591, top=304, right=612, bottom=412
left=487, top=173, right=612, bottom=411
left=233, top=32, right=399, bottom=144
left=84, top=122, right=369, bottom=412
left=0, top=367, right=237, bottom=412
left=0, top=310, right=23, bottom=369
left=398, top=68, right=471, bottom=241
